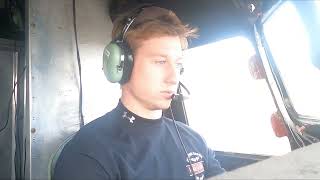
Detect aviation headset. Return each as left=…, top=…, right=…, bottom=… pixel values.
left=102, top=5, right=184, bottom=85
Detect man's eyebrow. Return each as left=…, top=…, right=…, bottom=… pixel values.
left=148, top=53, right=183, bottom=61
left=149, top=54, right=166, bottom=57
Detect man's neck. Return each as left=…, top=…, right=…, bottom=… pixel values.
left=120, top=96, right=162, bottom=120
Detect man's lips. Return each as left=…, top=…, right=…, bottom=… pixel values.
left=160, top=91, right=174, bottom=99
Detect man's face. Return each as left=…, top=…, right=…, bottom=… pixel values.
left=123, top=36, right=183, bottom=110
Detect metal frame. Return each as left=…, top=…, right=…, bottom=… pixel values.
left=253, top=1, right=320, bottom=150
left=24, top=0, right=31, bottom=179
left=259, top=0, right=320, bottom=124
left=27, top=0, right=113, bottom=179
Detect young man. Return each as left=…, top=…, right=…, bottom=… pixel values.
left=53, top=6, right=225, bottom=180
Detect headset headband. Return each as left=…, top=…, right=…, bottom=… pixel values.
left=119, top=4, right=155, bottom=42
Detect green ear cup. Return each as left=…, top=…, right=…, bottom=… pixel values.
left=103, top=43, right=124, bottom=83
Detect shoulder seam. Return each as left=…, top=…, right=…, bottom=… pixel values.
left=78, top=152, right=113, bottom=178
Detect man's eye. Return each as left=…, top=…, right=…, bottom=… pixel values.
left=155, top=60, right=166, bottom=64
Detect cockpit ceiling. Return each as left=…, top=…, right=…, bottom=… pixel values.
left=109, top=0, right=279, bottom=48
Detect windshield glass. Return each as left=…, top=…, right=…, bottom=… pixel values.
left=263, top=1, right=320, bottom=119
left=181, top=37, right=290, bottom=156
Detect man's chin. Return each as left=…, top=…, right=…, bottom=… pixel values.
left=152, top=101, right=171, bottom=110
left=160, top=101, right=172, bottom=110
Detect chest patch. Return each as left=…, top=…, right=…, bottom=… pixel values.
left=186, top=152, right=205, bottom=180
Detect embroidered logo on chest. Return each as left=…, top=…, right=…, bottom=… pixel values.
left=122, top=111, right=135, bottom=124
left=186, top=152, right=205, bottom=180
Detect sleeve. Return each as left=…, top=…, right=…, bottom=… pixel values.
left=205, top=148, right=226, bottom=178
left=53, top=151, right=112, bottom=180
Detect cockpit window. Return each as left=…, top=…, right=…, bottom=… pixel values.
left=263, top=1, right=320, bottom=119
left=182, top=37, right=290, bottom=155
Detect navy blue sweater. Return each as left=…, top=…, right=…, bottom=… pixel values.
left=53, top=101, right=224, bottom=180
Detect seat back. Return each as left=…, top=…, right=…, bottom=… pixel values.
left=48, top=134, right=75, bottom=180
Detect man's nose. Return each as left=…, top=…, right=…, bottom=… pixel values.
left=165, top=61, right=179, bottom=85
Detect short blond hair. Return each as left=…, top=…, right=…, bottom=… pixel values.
left=111, top=6, right=198, bottom=51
